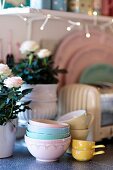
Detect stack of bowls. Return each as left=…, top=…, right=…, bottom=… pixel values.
left=57, top=110, right=94, bottom=153
left=58, top=110, right=94, bottom=139
left=25, top=119, right=71, bottom=162
left=72, top=139, right=105, bottom=161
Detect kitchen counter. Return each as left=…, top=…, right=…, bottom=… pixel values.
left=0, top=139, right=113, bottom=170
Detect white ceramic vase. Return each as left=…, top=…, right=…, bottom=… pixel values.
left=0, top=119, right=17, bottom=158
left=18, top=84, right=58, bottom=123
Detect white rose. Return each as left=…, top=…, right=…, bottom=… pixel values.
left=37, top=49, right=51, bottom=59
left=20, top=40, right=40, bottom=54
left=4, top=77, right=24, bottom=88
left=0, top=64, right=12, bottom=77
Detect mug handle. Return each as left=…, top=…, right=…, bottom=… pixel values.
left=87, top=113, right=94, bottom=128
left=92, top=145, right=105, bottom=149
left=93, top=151, right=105, bottom=156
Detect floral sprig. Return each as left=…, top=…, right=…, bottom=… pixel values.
left=0, top=64, right=11, bottom=79
left=19, top=40, right=40, bottom=55
left=13, top=41, right=67, bottom=85
left=0, top=64, right=32, bottom=125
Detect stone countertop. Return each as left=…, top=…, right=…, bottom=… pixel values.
left=0, top=139, right=113, bottom=170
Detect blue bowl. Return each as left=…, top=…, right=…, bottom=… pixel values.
left=27, top=123, right=70, bottom=135
left=26, top=130, right=70, bottom=140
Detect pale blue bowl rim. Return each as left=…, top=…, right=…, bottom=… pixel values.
left=27, top=123, right=70, bottom=134
left=26, top=130, right=70, bottom=140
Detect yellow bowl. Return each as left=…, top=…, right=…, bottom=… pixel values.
left=72, top=139, right=105, bottom=150
left=58, top=110, right=94, bottom=130
left=71, top=129, right=89, bottom=140
left=72, top=149, right=105, bottom=161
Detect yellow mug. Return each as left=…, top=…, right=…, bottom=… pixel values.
left=72, top=149, right=105, bottom=161
left=72, top=139, right=105, bottom=150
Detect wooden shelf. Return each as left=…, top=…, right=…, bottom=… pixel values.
left=39, top=9, right=113, bottom=23
left=0, top=7, right=113, bottom=23
left=0, top=7, right=39, bottom=17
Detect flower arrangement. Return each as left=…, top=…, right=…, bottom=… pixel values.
left=0, top=64, right=32, bottom=125
left=13, top=40, right=67, bottom=85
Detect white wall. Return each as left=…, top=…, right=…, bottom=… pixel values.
left=0, top=15, right=71, bottom=63
left=0, top=15, right=27, bottom=62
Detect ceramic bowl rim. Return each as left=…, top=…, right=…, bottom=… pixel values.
left=25, top=135, right=71, bottom=143
left=29, top=119, right=69, bottom=128
left=71, top=129, right=89, bottom=132
left=58, top=110, right=86, bottom=122
left=26, top=130, right=70, bottom=140
left=72, top=139, right=95, bottom=144
left=27, top=123, right=70, bottom=134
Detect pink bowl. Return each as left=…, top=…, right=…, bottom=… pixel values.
left=25, top=135, right=71, bottom=162
left=29, top=119, right=69, bottom=128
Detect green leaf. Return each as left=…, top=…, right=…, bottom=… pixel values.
left=22, top=88, right=33, bottom=96
left=12, top=52, right=67, bottom=84
left=21, top=100, right=31, bottom=105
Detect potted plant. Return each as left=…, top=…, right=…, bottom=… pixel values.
left=0, top=64, right=32, bottom=158
left=12, top=40, right=67, bottom=120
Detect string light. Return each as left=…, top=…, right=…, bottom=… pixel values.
left=35, top=12, right=113, bottom=35
left=15, top=9, right=113, bottom=36
left=68, top=20, right=81, bottom=26
left=40, top=26, right=44, bottom=30
left=47, top=14, right=51, bottom=18
left=40, top=14, right=51, bottom=31
left=67, top=27, right=71, bottom=31
left=23, top=17, right=27, bottom=21
left=67, top=24, right=74, bottom=31
left=14, top=11, right=113, bottom=39
left=75, top=22, right=81, bottom=26
left=16, top=14, right=28, bottom=22
left=86, top=32, right=91, bottom=38
left=93, top=11, right=98, bottom=26
left=93, top=11, right=98, bottom=16
left=85, top=24, right=91, bottom=38
left=66, top=20, right=81, bottom=31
